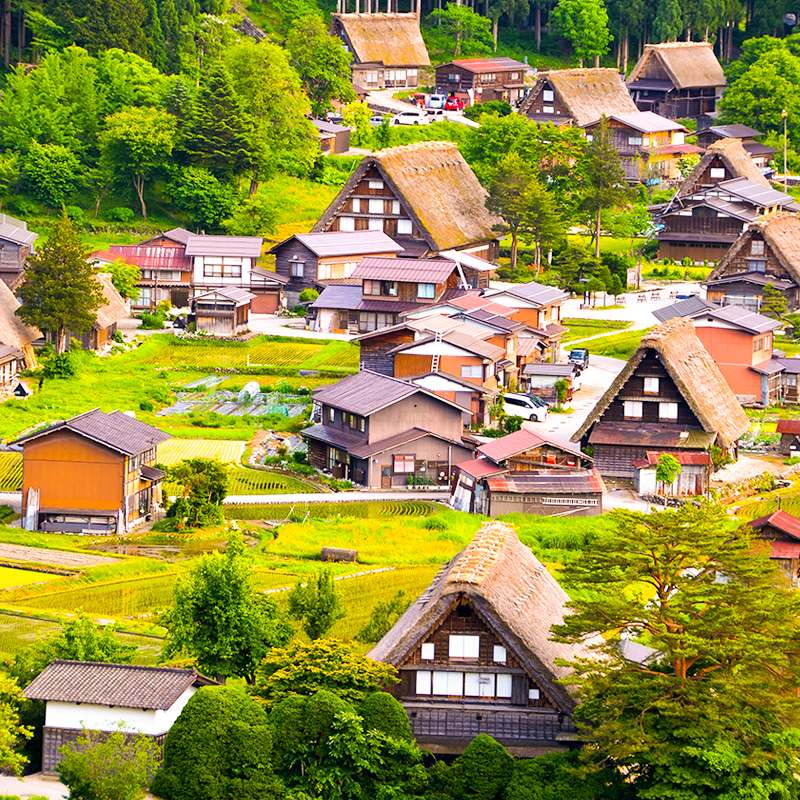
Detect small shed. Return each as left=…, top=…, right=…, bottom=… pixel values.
left=747, top=509, right=800, bottom=589
left=483, top=469, right=605, bottom=517
left=23, top=660, right=217, bottom=774
left=521, top=362, right=580, bottom=402
left=192, top=287, right=255, bottom=336
left=776, top=419, right=800, bottom=456
left=0, top=344, right=24, bottom=388
left=632, top=451, right=712, bottom=497
left=313, top=120, right=351, bottom=155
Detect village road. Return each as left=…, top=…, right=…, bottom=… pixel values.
left=0, top=773, right=67, bottom=799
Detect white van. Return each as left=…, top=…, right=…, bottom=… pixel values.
left=393, top=110, right=430, bottom=126
left=503, top=393, right=548, bottom=422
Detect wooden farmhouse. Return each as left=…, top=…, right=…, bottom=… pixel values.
left=632, top=451, right=712, bottom=497
left=746, top=510, right=800, bottom=589
left=626, top=42, right=726, bottom=118
left=407, top=371, right=496, bottom=428
left=571, top=318, right=749, bottom=481
left=434, top=57, right=528, bottom=105
left=652, top=138, right=795, bottom=263
left=0, top=278, right=40, bottom=370
left=519, top=68, right=637, bottom=128
left=695, top=123, right=777, bottom=169
left=368, top=520, right=600, bottom=755
left=303, top=371, right=473, bottom=488
left=0, top=214, right=38, bottom=290
left=85, top=273, right=129, bottom=351
left=0, top=344, right=24, bottom=390
left=704, top=213, right=800, bottom=311
left=479, top=471, right=605, bottom=517
left=776, top=419, right=800, bottom=455
left=24, top=660, right=216, bottom=775
left=13, top=408, right=171, bottom=534
left=330, top=13, right=430, bottom=90
left=482, top=282, right=569, bottom=331
left=582, top=112, right=700, bottom=183
left=654, top=302, right=782, bottom=405
left=521, top=362, right=580, bottom=403
left=191, top=287, right=254, bottom=337
left=187, top=233, right=263, bottom=299
left=311, top=142, right=502, bottom=262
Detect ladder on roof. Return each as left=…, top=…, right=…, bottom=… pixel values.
left=431, top=330, right=443, bottom=373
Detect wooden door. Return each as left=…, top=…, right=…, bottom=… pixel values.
left=381, top=466, right=391, bottom=489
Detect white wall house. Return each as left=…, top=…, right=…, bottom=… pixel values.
left=186, top=234, right=263, bottom=297
left=24, top=660, right=217, bottom=774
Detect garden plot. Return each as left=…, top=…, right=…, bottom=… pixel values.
left=158, top=388, right=309, bottom=418
left=157, top=439, right=246, bottom=466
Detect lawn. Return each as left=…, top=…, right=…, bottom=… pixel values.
left=562, top=318, right=632, bottom=343
left=585, top=328, right=651, bottom=360
left=157, top=439, right=246, bottom=466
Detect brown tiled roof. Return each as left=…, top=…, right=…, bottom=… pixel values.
left=776, top=420, right=800, bottom=435
left=455, top=458, right=506, bottom=478
left=748, top=510, right=800, bottom=541
left=485, top=468, right=605, bottom=495
left=351, top=256, right=456, bottom=284
left=312, top=371, right=417, bottom=415
left=478, top=429, right=584, bottom=464
left=12, top=408, right=171, bottom=455
left=23, top=660, right=216, bottom=709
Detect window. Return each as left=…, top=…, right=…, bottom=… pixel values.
left=203, top=261, right=242, bottom=278
left=543, top=89, right=554, bottom=101
left=586, top=134, right=594, bottom=143
left=290, top=261, right=304, bottom=277
left=382, top=280, right=398, bottom=296
left=363, top=280, right=380, bottom=296
left=408, top=69, right=418, bottom=77
left=461, top=365, right=483, bottom=378
left=138, top=286, right=152, bottom=305
left=643, top=377, right=659, bottom=394
left=543, top=106, right=554, bottom=114
left=339, top=216, right=355, bottom=232
left=318, top=262, right=331, bottom=280
left=642, top=136, right=650, bottom=147
left=421, top=643, right=435, bottom=660
left=352, top=199, right=361, bottom=212
left=397, top=219, right=413, bottom=234
left=418, top=283, right=435, bottom=299
left=754, top=337, right=763, bottom=352
left=416, top=670, right=432, bottom=694
left=345, top=413, right=365, bottom=432
left=787, top=375, right=798, bottom=387
left=368, top=218, right=383, bottom=231
left=448, top=73, right=460, bottom=82
left=449, top=634, right=480, bottom=659
left=496, top=674, right=513, bottom=698
left=432, top=671, right=463, bottom=696
left=751, top=259, right=767, bottom=272
left=328, top=407, right=335, bottom=422
left=368, top=180, right=384, bottom=190
left=511, top=72, right=520, bottom=80
left=765, top=334, right=772, bottom=350
left=391, top=200, right=400, bottom=215
left=624, top=400, right=643, bottom=419
left=659, top=402, right=678, bottom=420
left=465, top=673, right=495, bottom=697
left=628, top=136, right=643, bottom=146
left=358, top=312, right=396, bottom=332
left=493, top=645, right=507, bottom=663
left=369, top=198, right=384, bottom=214
left=710, top=167, right=726, bottom=179
left=751, top=240, right=765, bottom=256
left=365, top=71, right=378, bottom=84
left=394, top=454, right=416, bottom=474
left=529, top=688, right=541, bottom=700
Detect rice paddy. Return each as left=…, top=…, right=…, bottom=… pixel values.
left=0, top=453, right=22, bottom=491
left=226, top=469, right=316, bottom=495
left=0, top=567, right=61, bottom=589
left=225, top=500, right=440, bottom=520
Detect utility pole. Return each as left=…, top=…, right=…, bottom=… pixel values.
left=783, top=108, right=788, bottom=193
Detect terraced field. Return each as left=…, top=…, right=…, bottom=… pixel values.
left=225, top=500, right=440, bottom=519
left=0, top=453, right=22, bottom=491
left=157, top=439, right=246, bottom=466
left=227, top=468, right=315, bottom=495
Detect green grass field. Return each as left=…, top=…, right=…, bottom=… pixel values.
left=0, top=567, right=61, bottom=588
left=226, top=468, right=316, bottom=495
left=225, top=500, right=441, bottom=522
left=583, top=328, right=651, bottom=360
left=562, top=318, right=632, bottom=343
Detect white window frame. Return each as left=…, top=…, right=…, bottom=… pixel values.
left=368, top=198, right=384, bottom=214
left=352, top=199, right=361, bottom=212
left=368, top=180, right=384, bottom=190
left=418, top=283, right=435, bottom=299
left=416, top=670, right=432, bottom=694
left=496, top=674, right=513, bottom=698
left=397, top=219, right=413, bottom=234
left=624, top=400, right=643, bottom=419
left=659, top=402, right=679, bottom=420
left=339, top=216, right=355, bottom=232
left=543, top=89, right=554, bottom=102
left=421, top=643, right=435, bottom=660
left=449, top=634, right=480, bottom=659
left=643, top=377, right=659, bottom=394
left=461, top=365, right=483, bottom=378
left=751, top=240, right=765, bottom=256
left=710, top=167, right=726, bottom=179
left=368, top=219, right=383, bottom=231
left=493, top=645, right=507, bottom=663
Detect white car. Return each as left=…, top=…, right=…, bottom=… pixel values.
left=393, top=110, right=430, bottom=126
left=503, top=393, right=548, bottom=422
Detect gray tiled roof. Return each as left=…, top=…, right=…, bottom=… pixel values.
left=12, top=409, right=171, bottom=456
left=194, top=286, right=256, bottom=304
left=312, top=371, right=419, bottom=415
left=286, top=231, right=402, bottom=258
left=23, top=660, right=216, bottom=709
left=652, top=295, right=717, bottom=322
left=310, top=285, right=363, bottom=311
left=351, top=256, right=456, bottom=284
left=184, top=234, right=263, bottom=258
left=488, top=282, right=568, bottom=306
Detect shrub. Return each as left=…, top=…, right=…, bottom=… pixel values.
left=455, top=734, right=514, bottom=800
left=65, top=205, right=84, bottom=222
left=359, top=692, right=413, bottom=742
left=139, top=400, right=154, bottom=412
left=423, top=516, right=448, bottom=530
left=111, top=330, right=124, bottom=344
left=105, top=206, right=135, bottom=223
left=42, top=352, right=78, bottom=378
left=139, top=312, right=165, bottom=330
left=298, top=288, right=319, bottom=304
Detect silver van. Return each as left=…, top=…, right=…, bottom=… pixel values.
left=503, top=393, right=548, bottom=422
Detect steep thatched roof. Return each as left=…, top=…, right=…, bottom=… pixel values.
left=368, top=520, right=598, bottom=713
left=707, top=212, right=800, bottom=284
left=627, top=42, right=726, bottom=90
left=677, top=138, right=770, bottom=198
left=570, top=318, right=749, bottom=450
left=93, top=273, right=129, bottom=331
left=0, top=280, right=40, bottom=363
left=312, top=142, right=503, bottom=253
left=332, top=13, right=430, bottom=67
left=521, top=68, right=637, bottom=127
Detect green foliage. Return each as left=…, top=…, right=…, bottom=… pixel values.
left=167, top=457, right=229, bottom=527
left=253, top=639, right=398, bottom=708
left=151, top=685, right=280, bottom=800
left=355, top=590, right=411, bottom=644
left=168, top=166, right=238, bottom=232
left=57, top=729, right=159, bottom=800
left=463, top=100, right=512, bottom=121
left=553, top=503, right=800, bottom=800
left=9, top=613, right=135, bottom=689
left=551, top=0, right=611, bottom=66
left=103, top=258, right=141, bottom=301
left=160, top=533, right=292, bottom=683
left=428, top=4, right=493, bottom=57
left=454, top=734, right=513, bottom=799
left=286, top=14, right=355, bottom=117
left=553, top=379, right=569, bottom=408
left=22, top=142, right=81, bottom=206
left=298, top=288, right=319, bottom=304
left=358, top=692, right=413, bottom=742
left=221, top=189, right=277, bottom=236
left=287, top=569, right=346, bottom=640
left=655, top=452, right=681, bottom=488
left=761, top=282, right=789, bottom=319
left=16, top=210, right=104, bottom=354
left=0, top=675, right=31, bottom=776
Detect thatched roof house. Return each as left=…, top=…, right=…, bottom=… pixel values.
left=312, top=142, right=503, bottom=261
left=677, top=138, right=770, bottom=198
left=571, top=318, right=749, bottom=479
left=330, top=13, right=429, bottom=90
left=627, top=42, right=726, bottom=118
left=705, top=212, right=800, bottom=310
left=0, top=280, right=40, bottom=368
left=520, top=68, right=637, bottom=127
left=368, top=519, right=597, bottom=754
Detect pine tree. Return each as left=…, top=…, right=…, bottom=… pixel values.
left=143, top=0, right=167, bottom=71
left=16, top=211, right=104, bottom=354
left=159, top=0, right=181, bottom=74
left=652, top=0, right=683, bottom=42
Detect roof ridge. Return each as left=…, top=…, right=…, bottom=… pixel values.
left=446, top=520, right=511, bottom=586
left=49, top=659, right=197, bottom=675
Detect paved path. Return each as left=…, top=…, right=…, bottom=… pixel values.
left=0, top=773, right=68, bottom=799
left=247, top=314, right=352, bottom=341
left=0, top=543, right=117, bottom=568
left=224, top=490, right=450, bottom=505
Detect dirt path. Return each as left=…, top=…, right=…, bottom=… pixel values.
left=0, top=543, right=118, bottom=568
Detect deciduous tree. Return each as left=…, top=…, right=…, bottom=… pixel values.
left=166, top=457, right=229, bottom=527
left=221, top=189, right=277, bottom=237
left=428, top=3, right=493, bottom=57
left=287, top=569, right=346, bottom=640
left=22, top=142, right=82, bottom=207
left=553, top=503, right=800, bottom=800
left=485, top=153, right=533, bottom=271
left=104, top=258, right=141, bottom=301
left=160, top=533, right=292, bottom=683
left=551, top=0, right=612, bottom=66
left=0, top=676, right=31, bottom=776
left=167, top=166, right=238, bottom=233
left=16, top=211, right=103, bottom=354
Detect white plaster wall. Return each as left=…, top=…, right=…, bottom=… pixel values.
left=45, top=686, right=197, bottom=735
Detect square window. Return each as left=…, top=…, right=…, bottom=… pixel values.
left=397, top=219, right=413, bottom=234
left=339, top=216, right=355, bottom=232
left=416, top=670, right=431, bottom=694
left=529, top=688, right=540, bottom=700
left=659, top=402, right=678, bottom=420
left=493, top=645, right=507, bottom=663
left=710, top=167, right=726, bottom=179
left=449, top=634, right=479, bottom=658
left=624, top=400, right=642, bottom=419
left=496, top=674, right=512, bottom=698
left=644, top=377, right=659, bottom=394
left=394, top=454, right=415, bottom=474
left=369, top=198, right=384, bottom=214
left=290, top=261, right=304, bottom=277
left=368, top=218, right=383, bottom=231
left=543, top=89, right=554, bottom=102
left=418, top=283, right=435, bottom=299
left=421, top=643, right=435, bottom=660
left=751, top=240, right=765, bottom=256
left=432, top=671, right=462, bottom=696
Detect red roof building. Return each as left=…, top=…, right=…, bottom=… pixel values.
left=747, top=510, right=800, bottom=589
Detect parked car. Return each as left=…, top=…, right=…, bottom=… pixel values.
left=369, top=114, right=389, bottom=127
left=426, top=108, right=445, bottom=119
left=393, top=110, right=430, bottom=126
left=428, top=93, right=447, bottom=109
left=324, top=112, right=345, bottom=125
left=568, top=348, right=590, bottom=371
left=503, top=393, right=548, bottom=422
left=445, top=96, right=464, bottom=111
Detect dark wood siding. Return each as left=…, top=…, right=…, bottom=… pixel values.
left=272, top=239, right=319, bottom=303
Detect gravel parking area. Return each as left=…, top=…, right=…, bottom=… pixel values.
left=0, top=543, right=117, bottom=568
